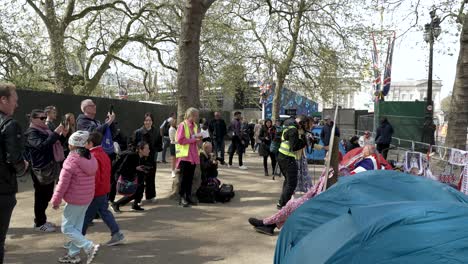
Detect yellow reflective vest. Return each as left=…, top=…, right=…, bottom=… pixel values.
left=278, top=126, right=297, bottom=158
left=175, top=121, right=198, bottom=158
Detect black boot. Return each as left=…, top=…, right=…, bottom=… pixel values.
left=254, top=224, right=276, bottom=236
left=248, top=218, right=264, bottom=227
left=179, top=196, right=190, bottom=207
left=264, top=170, right=269, bottom=176
left=276, top=202, right=284, bottom=210
left=186, top=195, right=198, bottom=206
left=131, top=204, right=145, bottom=211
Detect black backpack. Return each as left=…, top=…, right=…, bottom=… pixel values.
left=197, top=178, right=220, bottom=203
left=216, top=184, right=235, bottom=203
left=162, top=120, right=171, bottom=137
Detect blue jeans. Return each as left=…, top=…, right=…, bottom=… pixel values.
left=82, top=195, right=120, bottom=236
left=213, top=139, right=225, bottom=162
left=62, top=204, right=93, bottom=257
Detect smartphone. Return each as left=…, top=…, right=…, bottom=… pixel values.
left=109, top=104, right=114, bottom=115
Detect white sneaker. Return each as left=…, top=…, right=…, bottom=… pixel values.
left=85, top=244, right=100, bottom=264
left=58, top=254, right=81, bottom=263
left=171, top=171, right=176, bottom=178
left=239, top=165, right=248, bottom=170
left=105, top=232, right=126, bottom=247
left=45, top=222, right=57, bottom=228
left=34, top=223, right=56, bottom=232
left=141, top=198, right=157, bottom=205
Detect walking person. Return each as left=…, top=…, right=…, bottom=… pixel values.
left=0, top=83, right=28, bottom=263
left=375, top=117, right=394, bottom=160
left=208, top=111, right=227, bottom=164
left=159, top=113, right=176, bottom=163
left=175, top=107, right=202, bottom=207
left=82, top=132, right=125, bottom=246
left=276, top=116, right=307, bottom=209
left=44, top=105, right=58, bottom=131
left=25, top=109, right=67, bottom=232
left=132, top=113, right=162, bottom=204
left=228, top=112, right=248, bottom=170
left=258, top=119, right=277, bottom=176
left=248, top=119, right=256, bottom=151
left=320, top=115, right=341, bottom=151
left=77, top=99, right=117, bottom=201
left=253, top=120, right=263, bottom=153
left=169, top=118, right=177, bottom=178
left=51, top=131, right=100, bottom=264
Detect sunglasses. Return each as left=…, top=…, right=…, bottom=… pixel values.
left=35, top=116, right=47, bottom=120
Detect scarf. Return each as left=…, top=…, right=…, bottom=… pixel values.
left=30, top=122, right=65, bottom=162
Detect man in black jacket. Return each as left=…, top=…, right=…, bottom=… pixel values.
left=375, top=117, right=394, bottom=159
left=208, top=112, right=227, bottom=164
left=320, top=115, right=341, bottom=151
left=0, top=83, right=27, bottom=263
left=77, top=99, right=116, bottom=134
left=277, top=115, right=307, bottom=209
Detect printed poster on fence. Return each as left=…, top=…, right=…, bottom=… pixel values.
left=449, top=149, right=468, bottom=166
left=460, top=166, right=468, bottom=195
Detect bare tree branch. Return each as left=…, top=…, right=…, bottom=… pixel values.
left=25, top=0, right=48, bottom=23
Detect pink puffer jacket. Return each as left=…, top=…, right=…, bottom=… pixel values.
left=51, top=152, right=97, bottom=207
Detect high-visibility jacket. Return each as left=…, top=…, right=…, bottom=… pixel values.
left=278, top=126, right=297, bottom=158
left=175, top=121, right=198, bottom=158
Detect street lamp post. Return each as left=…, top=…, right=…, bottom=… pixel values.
left=422, top=8, right=441, bottom=146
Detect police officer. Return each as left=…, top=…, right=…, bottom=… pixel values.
left=276, top=115, right=307, bottom=209
left=0, top=83, right=28, bottom=263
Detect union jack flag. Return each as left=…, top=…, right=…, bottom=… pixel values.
left=383, top=32, right=396, bottom=96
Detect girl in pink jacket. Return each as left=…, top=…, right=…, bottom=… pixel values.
left=51, top=131, right=99, bottom=264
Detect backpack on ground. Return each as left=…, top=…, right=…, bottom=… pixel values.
left=197, top=178, right=220, bottom=203
left=216, top=184, right=235, bottom=203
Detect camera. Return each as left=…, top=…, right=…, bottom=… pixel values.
left=307, top=134, right=319, bottom=145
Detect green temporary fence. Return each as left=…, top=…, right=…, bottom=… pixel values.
left=376, top=101, right=426, bottom=147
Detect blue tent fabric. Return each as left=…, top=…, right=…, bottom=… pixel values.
left=284, top=202, right=468, bottom=264
left=274, top=171, right=468, bottom=264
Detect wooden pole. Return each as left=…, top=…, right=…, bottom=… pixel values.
left=322, top=105, right=339, bottom=191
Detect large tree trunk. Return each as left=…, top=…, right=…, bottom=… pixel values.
left=272, top=71, right=286, bottom=121
left=270, top=0, right=305, bottom=121
left=446, top=13, right=468, bottom=150
left=49, top=31, right=74, bottom=94
left=43, top=0, right=74, bottom=94
left=176, top=0, right=212, bottom=122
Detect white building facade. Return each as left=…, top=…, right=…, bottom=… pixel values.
left=386, top=79, right=442, bottom=112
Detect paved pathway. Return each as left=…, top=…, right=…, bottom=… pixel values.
left=5, top=151, right=323, bottom=264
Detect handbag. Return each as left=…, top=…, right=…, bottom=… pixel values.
left=117, top=175, right=138, bottom=196
left=32, top=161, right=60, bottom=185
left=258, top=143, right=270, bottom=157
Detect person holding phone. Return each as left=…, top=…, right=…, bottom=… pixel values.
left=111, top=141, right=151, bottom=212
left=175, top=107, right=202, bottom=207
left=132, top=113, right=162, bottom=204
left=76, top=99, right=115, bottom=134
left=62, top=113, right=76, bottom=158
left=25, top=109, right=67, bottom=232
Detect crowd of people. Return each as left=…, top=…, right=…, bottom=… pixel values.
left=0, top=82, right=402, bottom=263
